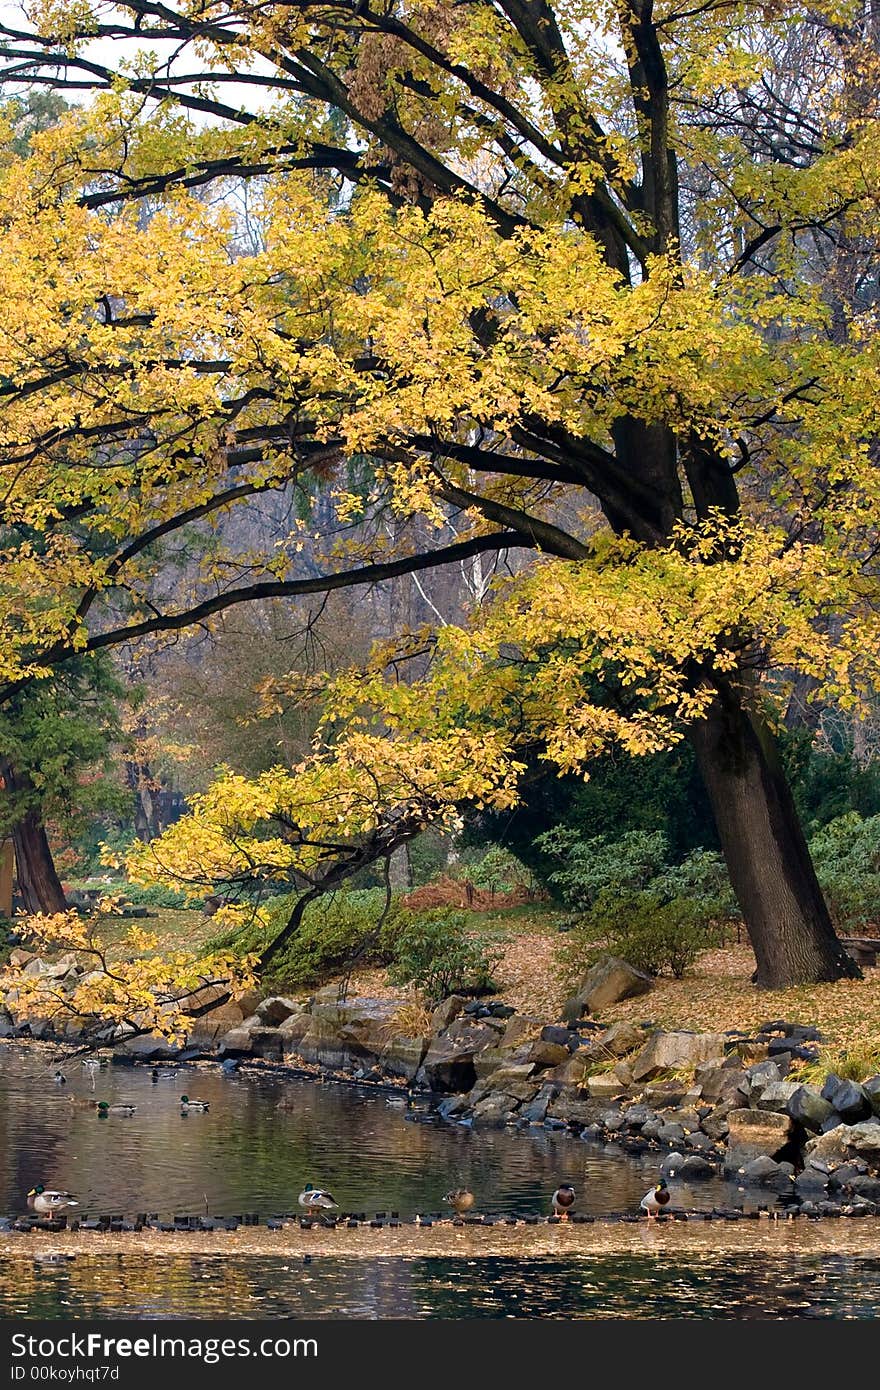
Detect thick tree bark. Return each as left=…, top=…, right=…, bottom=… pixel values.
left=0, top=761, right=68, bottom=915
left=688, top=683, right=859, bottom=988
left=12, top=810, right=68, bottom=915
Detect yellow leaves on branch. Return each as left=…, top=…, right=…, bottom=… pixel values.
left=0, top=910, right=257, bottom=1043
left=126, top=730, right=524, bottom=892
left=130, top=507, right=880, bottom=899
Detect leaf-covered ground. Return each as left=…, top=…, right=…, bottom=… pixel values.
left=92, top=905, right=880, bottom=1052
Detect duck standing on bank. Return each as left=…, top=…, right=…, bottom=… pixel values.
left=27, top=1186, right=79, bottom=1216
left=443, top=1187, right=475, bottom=1217
left=640, top=1180, right=671, bottom=1218
left=298, top=1185, right=338, bottom=1217
left=551, top=1184, right=576, bottom=1220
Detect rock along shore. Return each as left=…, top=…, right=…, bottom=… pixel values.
left=5, top=948, right=880, bottom=1218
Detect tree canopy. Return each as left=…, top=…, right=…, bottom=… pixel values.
left=0, top=0, right=878, bottom=984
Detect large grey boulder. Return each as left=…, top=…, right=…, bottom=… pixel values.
left=863, top=1076, right=880, bottom=1115
left=379, top=1035, right=429, bottom=1082
left=430, top=996, right=467, bottom=1032
left=115, top=1032, right=179, bottom=1061
left=520, top=1082, right=557, bottom=1124
left=256, top=996, right=303, bottom=1026
left=418, top=1019, right=499, bottom=1092
left=562, top=955, right=653, bottom=1023
left=787, top=1085, right=835, bottom=1132
left=694, top=1058, right=747, bottom=1105
left=597, top=1021, right=646, bottom=1057
left=660, top=1150, right=686, bottom=1177
left=755, top=1080, right=801, bottom=1113
left=740, top=1156, right=795, bottom=1186
left=723, top=1107, right=793, bottom=1172
left=631, top=1031, right=727, bottom=1082
left=820, top=1075, right=873, bottom=1123
left=679, top=1154, right=714, bottom=1178
left=805, top=1120, right=880, bottom=1166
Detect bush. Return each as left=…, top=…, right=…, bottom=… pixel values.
left=459, top=844, right=533, bottom=896
left=209, top=888, right=403, bottom=988
left=122, top=880, right=189, bottom=909
left=387, top=909, right=504, bottom=1004
left=535, top=827, right=670, bottom=913
left=809, top=812, right=880, bottom=930
left=543, top=828, right=737, bottom=980
left=559, top=890, right=720, bottom=981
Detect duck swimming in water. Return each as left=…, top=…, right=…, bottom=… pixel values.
left=95, top=1100, right=136, bottom=1117
left=179, top=1094, right=210, bottom=1112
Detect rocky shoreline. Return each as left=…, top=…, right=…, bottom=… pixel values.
left=5, top=948, right=880, bottom=1218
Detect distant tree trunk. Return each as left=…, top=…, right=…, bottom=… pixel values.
left=688, top=682, right=859, bottom=988
left=387, top=842, right=413, bottom=892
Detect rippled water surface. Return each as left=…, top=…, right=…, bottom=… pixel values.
left=0, top=1042, right=707, bottom=1220
left=5, top=1043, right=879, bottom=1319
left=2, top=1254, right=880, bottom=1319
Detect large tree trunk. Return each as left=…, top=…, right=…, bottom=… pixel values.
left=688, top=683, right=858, bottom=988
left=12, top=808, right=68, bottom=915
left=0, top=760, right=68, bottom=915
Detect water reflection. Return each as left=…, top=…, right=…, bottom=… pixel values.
left=1, top=1254, right=878, bottom=1319
left=1, top=1043, right=743, bottom=1221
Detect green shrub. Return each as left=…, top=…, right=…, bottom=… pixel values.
left=535, top=827, right=670, bottom=913
left=387, top=909, right=504, bottom=1004
left=809, top=812, right=880, bottom=930
left=209, top=887, right=403, bottom=988
left=460, top=844, right=533, bottom=896
left=122, top=880, right=189, bottom=909
left=560, top=890, right=721, bottom=981
left=543, top=829, right=737, bottom=981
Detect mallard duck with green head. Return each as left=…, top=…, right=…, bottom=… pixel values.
left=95, top=1100, right=136, bottom=1117
left=640, top=1180, right=671, bottom=1218
left=27, top=1186, right=79, bottom=1216
left=298, top=1185, right=338, bottom=1216
left=180, top=1094, right=210, bottom=1112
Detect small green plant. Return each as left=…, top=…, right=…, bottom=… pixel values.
left=386, top=909, right=503, bottom=1004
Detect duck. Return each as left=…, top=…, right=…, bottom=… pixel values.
left=179, top=1094, right=209, bottom=1112
left=640, top=1180, right=671, bottom=1218
left=95, top=1100, right=136, bottom=1117
left=27, top=1186, right=79, bottom=1216
left=443, top=1187, right=475, bottom=1217
left=150, top=1068, right=176, bottom=1082
left=53, top=1071, right=67, bottom=1085
left=551, top=1184, right=576, bottom=1220
left=298, top=1185, right=338, bottom=1216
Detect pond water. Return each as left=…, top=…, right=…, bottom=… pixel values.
left=2, top=1253, right=880, bottom=1319
left=0, top=1042, right=719, bottom=1221
left=3, top=1042, right=879, bottom=1319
